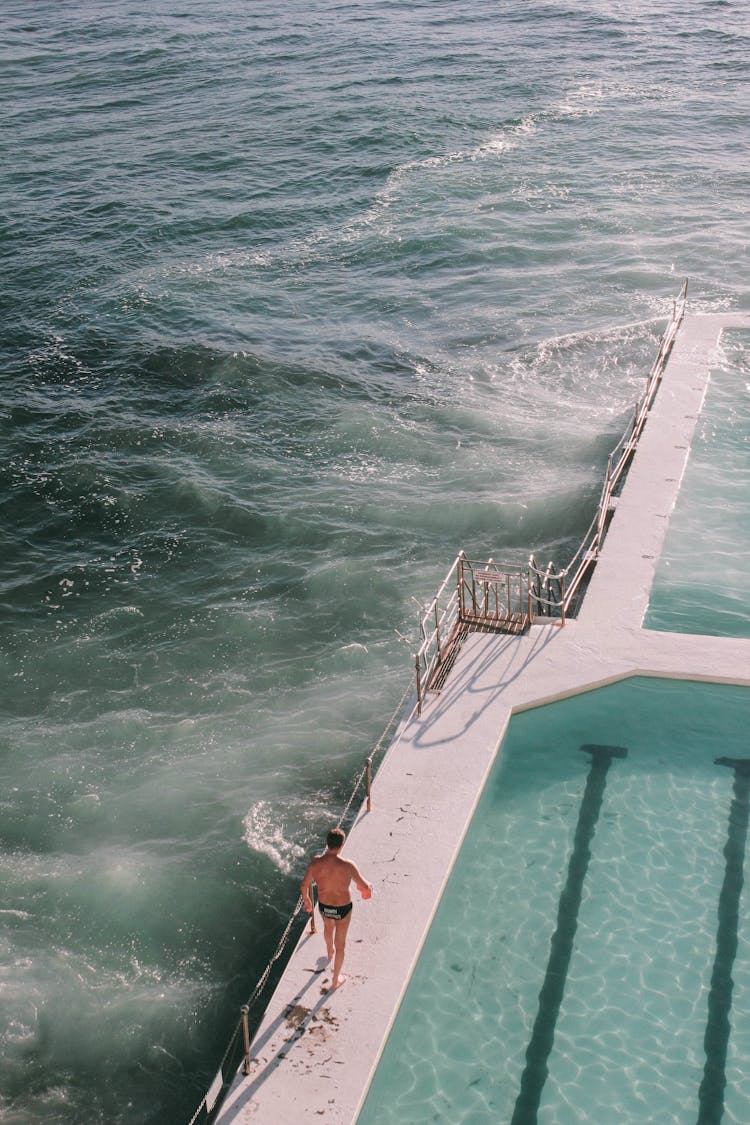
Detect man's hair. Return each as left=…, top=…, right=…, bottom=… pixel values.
left=326, top=828, right=346, bottom=851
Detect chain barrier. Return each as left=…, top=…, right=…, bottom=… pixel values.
left=186, top=674, right=416, bottom=1123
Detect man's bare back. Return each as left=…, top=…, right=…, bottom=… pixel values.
left=304, top=850, right=368, bottom=906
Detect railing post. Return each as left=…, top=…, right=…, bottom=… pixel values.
left=415, top=653, right=422, bottom=716
left=434, top=600, right=442, bottom=662
left=241, top=1005, right=251, bottom=1075
left=560, top=576, right=566, bottom=626
left=366, top=756, right=372, bottom=812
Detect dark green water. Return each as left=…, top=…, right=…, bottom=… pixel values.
left=1, top=1, right=748, bottom=1120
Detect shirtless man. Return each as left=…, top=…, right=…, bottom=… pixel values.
left=301, top=827, right=372, bottom=990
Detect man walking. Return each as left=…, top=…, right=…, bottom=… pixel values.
left=301, top=827, right=372, bottom=990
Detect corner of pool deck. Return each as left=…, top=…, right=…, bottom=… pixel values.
left=216, top=311, right=750, bottom=1125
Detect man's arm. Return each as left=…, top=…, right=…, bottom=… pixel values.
left=300, top=862, right=315, bottom=913
left=348, top=860, right=372, bottom=899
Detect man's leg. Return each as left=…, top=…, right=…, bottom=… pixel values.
left=331, top=912, right=352, bottom=989
left=322, top=915, right=335, bottom=962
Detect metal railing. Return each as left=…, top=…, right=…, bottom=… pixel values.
left=415, top=553, right=533, bottom=713
left=414, top=280, right=689, bottom=707
left=458, top=555, right=531, bottom=624
left=531, top=278, right=688, bottom=618
left=414, top=554, right=463, bottom=712
left=527, top=554, right=567, bottom=621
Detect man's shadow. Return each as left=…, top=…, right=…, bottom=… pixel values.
left=225, top=938, right=338, bottom=1115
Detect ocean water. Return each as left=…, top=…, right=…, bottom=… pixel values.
left=1, top=2, right=748, bottom=1122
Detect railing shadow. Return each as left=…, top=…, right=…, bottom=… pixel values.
left=411, top=622, right=562, bottom=750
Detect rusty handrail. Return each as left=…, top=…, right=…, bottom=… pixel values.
left=414, top=554, right=532, bottom=713
left=530, top=279, right=688, bottom=616
left=414, top=281, right=689, bottom=703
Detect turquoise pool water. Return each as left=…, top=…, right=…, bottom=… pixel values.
left=357, top=677, right=750, bottom=1125
left=645, top=331, right=750, bottom=637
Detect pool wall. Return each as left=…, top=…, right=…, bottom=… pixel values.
left=216, top=311, right=750, bottom=1125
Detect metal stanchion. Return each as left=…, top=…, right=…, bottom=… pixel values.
left=241, top=1005, right=251, bottom=1075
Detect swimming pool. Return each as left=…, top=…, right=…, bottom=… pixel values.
left=357, top=677, right=750, bottom=1124
left=645, top=330, right=750, bottom=638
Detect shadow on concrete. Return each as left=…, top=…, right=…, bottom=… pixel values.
left=410, top=623, right=562, bottom=750
left=219, top=938, right=339, bottom=1119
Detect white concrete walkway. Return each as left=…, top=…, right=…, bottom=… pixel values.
left=216, top=312, right=750, bottom=1125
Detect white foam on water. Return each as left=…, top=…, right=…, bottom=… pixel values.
left=242, top=800, right=307, bottom=875
left=4, top=5, right=749, bottom=1122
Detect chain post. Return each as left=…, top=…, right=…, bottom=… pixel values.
left=241, top=1005, right=251, bottom=1075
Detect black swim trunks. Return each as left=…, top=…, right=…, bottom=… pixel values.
left=318, top=902, right=353, bottom=921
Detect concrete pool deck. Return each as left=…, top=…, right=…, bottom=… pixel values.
left=216, top=311, right=750, bottom=1125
